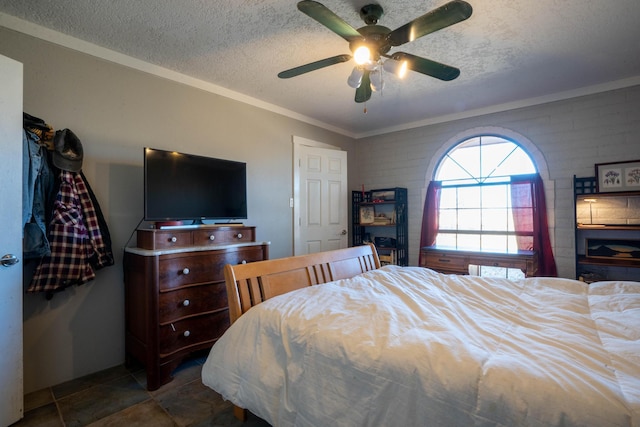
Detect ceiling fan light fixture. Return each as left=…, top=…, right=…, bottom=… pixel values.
left=281, top=1, right=472, bottom=104
left=353, top=45, right=372, bottom=65
left=383, top=58, right=408, bottom=78
left=347, top=67, right=364, bottom=88
left=369, top=69, right=384, bottom=92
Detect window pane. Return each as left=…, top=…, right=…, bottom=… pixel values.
left=494, top=149, right=536, bottom=176
left=457, top=233, right=481, bottom=251
left=435, top=233, right=457, bottom=248
left=459, top=209, right=482, bottom=230
left=482, top=208, right=508, bottom=231
left=506, top=235, right=519, bottom=252
left=439, top=209, right=458, bottom=230
left=481, top=185, right=508, bottom=208
left=447, top=145, right=480, bottom=179
left=481, top=234, right=509, bottom=252
left=439, top=187, right=458, bottom=209
left=475, top=266, right=525, bottom=279
left=437, top=157, right=474, bottom=182
left=481, top=143, right=516, bottom=179
left=457, top=186, right=480, bottom=208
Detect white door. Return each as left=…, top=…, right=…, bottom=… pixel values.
left=293, top=141, right=348, bottom=255
left=0, top=54, right=24, bottom=425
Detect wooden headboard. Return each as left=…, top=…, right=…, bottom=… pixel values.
left=224, top=243, right=380, bottom=324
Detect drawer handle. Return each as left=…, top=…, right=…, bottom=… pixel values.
left=236, top=233, right=243, bottom=239
left=438, top=258, right=450, bottom=263
left=182, top=267, right=190, bottom=275
left=170, top=236, right=177, bottom=243
left=182, top=299, right=190, bottom=307
left=183, top=330, right=190, bottom=337
left=209, top=235, right=215, bottom=241
left=241, top=260, right=247, bottom=264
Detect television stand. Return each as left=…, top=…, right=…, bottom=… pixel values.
left=124, top=225, right=269, bottom=390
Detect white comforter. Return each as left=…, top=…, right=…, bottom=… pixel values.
left=202, top=266, right=640, bottom=427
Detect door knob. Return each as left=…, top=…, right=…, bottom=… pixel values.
left=1, top=254, right=19, bottom=267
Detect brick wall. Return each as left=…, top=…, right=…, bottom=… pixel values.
left=356, top=84, right=640, bottom=278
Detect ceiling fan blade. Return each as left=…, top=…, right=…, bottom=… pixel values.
left=297, top=0, right=363, bottom=42
left=387, top=0, right=472, bottom=47
left=278, top=54, right=352, bottom=79
left=391, top=52, right=460, bottom=81
left=355, top=70, right=372, bottom=103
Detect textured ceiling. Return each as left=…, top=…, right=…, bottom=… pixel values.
left=1, top=0, right=639, bottom=137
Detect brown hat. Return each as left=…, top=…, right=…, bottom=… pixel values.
left=53, top=129, right=83, bottom=172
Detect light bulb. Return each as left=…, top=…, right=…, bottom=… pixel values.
left=383, top=58, right=408, bottom=78
left=353, top=46, right=371, bottom=65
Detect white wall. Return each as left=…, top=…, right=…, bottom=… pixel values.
left=0, top=27, right=356, bottom=393
left=356, top=85, right=640, bottom=277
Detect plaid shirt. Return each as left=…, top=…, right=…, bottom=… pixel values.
left=28, top=170, right=111, bottom=295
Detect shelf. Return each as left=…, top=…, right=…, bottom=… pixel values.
left=574, top=175, right=640, bottom=280
left=577, top=255, right=640, bottom=268
left=577, top=224, right=640, bottom=230
left=353, top=188, right=408, bottom=267
left=358, top=201, right=397, bottom=205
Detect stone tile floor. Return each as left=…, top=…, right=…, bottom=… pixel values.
left=11, top=354, right=271, bottom=427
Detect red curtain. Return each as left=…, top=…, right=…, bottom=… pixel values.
left=418, top=174, right=557, bottom=276
left=418, top=180, right=441, bottom=266
left=510, top=174, right=557, bottom=277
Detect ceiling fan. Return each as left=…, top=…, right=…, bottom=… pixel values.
left=278, top=0, right=473, bottom=103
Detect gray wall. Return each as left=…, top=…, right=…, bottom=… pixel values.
left=3, top=25, right=640, bottom=394
left=0, top=28, right=356, bottom=393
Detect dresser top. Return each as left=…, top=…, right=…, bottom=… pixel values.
left=125, top=241, right=270, bottom=256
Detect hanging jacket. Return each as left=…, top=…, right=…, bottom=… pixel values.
left=80, top=170, right=114, bottom=270
left=28, top=170, right=113, bottom=296
left=22, top=126, right=56, bottom=259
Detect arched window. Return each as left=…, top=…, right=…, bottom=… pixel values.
left=421, top=134, right=556, bottom=278
left=434, top=136, right=536, bottom=253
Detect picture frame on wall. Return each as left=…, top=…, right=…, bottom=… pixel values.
left=595, top=160, right=640, bottom=192
left=585, top=238, right=640, bottom=262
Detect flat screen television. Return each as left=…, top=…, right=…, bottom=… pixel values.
left=144, top=147, right=247, bottom=223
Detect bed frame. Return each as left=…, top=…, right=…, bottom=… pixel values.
left=223, top=243, right=381, bottom=421
left=224, top=243, right=380, bottom=324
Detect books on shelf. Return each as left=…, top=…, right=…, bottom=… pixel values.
left=378, top=249, right=397, bottom=265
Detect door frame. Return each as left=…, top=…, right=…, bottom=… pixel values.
left=292, top=135, right=346, bottom=255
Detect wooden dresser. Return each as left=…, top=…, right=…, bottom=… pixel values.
left=124, top=225, right=269, bottom=390
left=420, top=246, right=538, bottom=277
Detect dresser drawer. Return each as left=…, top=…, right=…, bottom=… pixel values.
left=158, top=247, right=267, bottom=291
left=159, top=311, right=230, bottom=357
left=137, top=229, right=193, bottom=250
left=194, top=227, right=255, bottom=245
left=424, top=252, right=468, bottom=273
left=159, top=283, right=228, bottom=323
left=421, top=247, right=538, bottom=277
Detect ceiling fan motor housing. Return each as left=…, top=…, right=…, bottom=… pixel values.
left=359, top=4, right=384, bottom=25
left=351, top=25, right=392, bottom=60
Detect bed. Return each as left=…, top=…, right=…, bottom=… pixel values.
left=202, top=243, right=640, bottom=426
